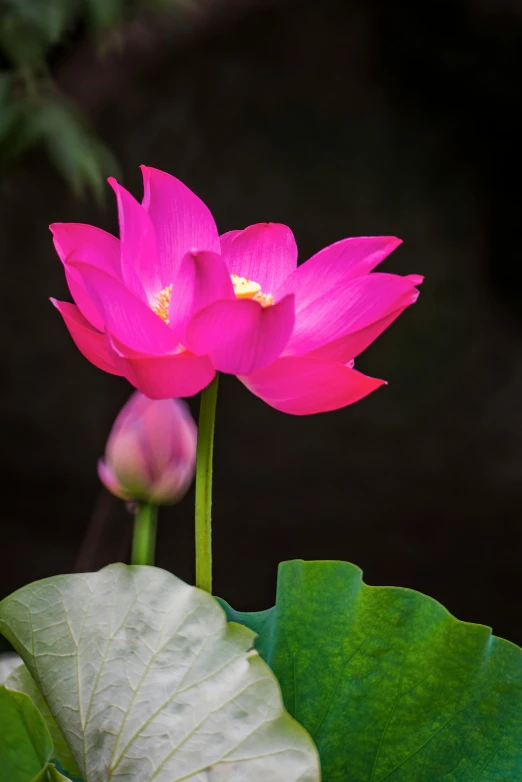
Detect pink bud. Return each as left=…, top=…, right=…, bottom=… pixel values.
left=98, top=392, right=197, bottom=505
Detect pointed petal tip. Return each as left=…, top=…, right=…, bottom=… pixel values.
left=140, top=165, right=220, bottom=267
left=240, top=356, right=386, bottom=415
left=139, top=165, right=193, bottom=191
left=140, top=164, right=165, bottom=174
left=285, top=271, right=420, bottom=360
left=139, top=165, right=151, bottom=203
left=376, top=235, right=402, bottom=249
left=139, top=164, right=166, bottom=180
left=348, top=234, right=402, bottom=247
left=50, top=296, right=70, bottom=314
left=107, top=176, right=118, bottom=193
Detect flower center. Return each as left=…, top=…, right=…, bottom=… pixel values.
left=230, top=274, right=274, bottom=307
left=151, top=284, right=173, bottom=324
left=151, top=275, right=273, bottom=324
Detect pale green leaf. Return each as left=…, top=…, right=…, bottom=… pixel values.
left=47, top=767, right=74, bottom=782
left=0, top=564, right=319, bottom=782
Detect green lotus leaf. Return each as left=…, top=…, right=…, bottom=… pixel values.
left=220, top=559, right=522, bottom=781
left=6, top=663, right=81, bottom=779
left=0, top=684, right=56, bottom=782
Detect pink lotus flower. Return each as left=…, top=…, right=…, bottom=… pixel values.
left=51, top=166, right=422, bottom=414
left=98, top=392, right=197, bottom=504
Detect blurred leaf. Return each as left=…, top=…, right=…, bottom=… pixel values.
left=0, top=77, right=23, bottom=145
left=85, top=0, right=127, bottom=30
left=0, top=0, right=187, bottom=195
left=39, top=99, right=119, bottom=198
left=0, top=0, right=76, bottom=45
left=0, top=94, right=118, bottom=198
left=0, top=72, right=13, bottom=103
left=0, top=13, right=47, bottom=68
left=0, top=100, right=39, bottom=165
left=221, top=560, right=522, bottom=781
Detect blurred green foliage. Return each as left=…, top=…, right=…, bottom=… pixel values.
left=0, top=0, right=178, bottom=198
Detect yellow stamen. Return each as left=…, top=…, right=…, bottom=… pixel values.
left=253, top=290, right=274, bottom=307
left=151, top=284, right=173, bottom=324
left=231, top=274, right=261, bottom=299
left=150, top=274, right=274, bottom=324
left=231, top=273, right=273, bottom=307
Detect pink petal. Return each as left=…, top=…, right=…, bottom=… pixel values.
left=107, top=334, right=215, bottom=399
left=168, top=251, right=234, bottom=344
left=69, top=260, right=179, bottom=355
left=106, top=426, right=153, bottom=495
left=140, top=166, right=220, bottom=280
left=133, top=397, right=197, bottom=476
left=50, top=222, right=120, bottom=271
left=108, top=177, right=159, bottom=299
left=405, top=273, right=424, bottom=286
left=148, top=466, right=194, bottom=505
left=276, top=236, right=402, bottom=308
left=308, top=300, right=416, bottom=363
left=240, top=356, right=385, bottom=415
left=220, top=223, right=297, bottom=293
left=51, top=299, right=121, bottom=375
left=219, top=230, right=242, bottom=245
left=98, top=459, right=129, bottom=500
left=284, top=273, right=421, bottom=358
left=62, top=267, right=105, bottom=331
left=51, top=223, right=121, bottom=330
left=186, top=295, right=295, bottom=375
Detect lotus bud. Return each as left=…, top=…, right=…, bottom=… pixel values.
left=98, top=392, right=197, bottom=505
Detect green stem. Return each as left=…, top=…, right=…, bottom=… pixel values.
left=131, top=503, right=158, bottom=566
left=195, top=374, right=219, bottom=593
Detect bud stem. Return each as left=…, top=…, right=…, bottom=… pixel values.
left=195, top=374, right=219, bottom=593
left=131, top=503, right=158, bottom=566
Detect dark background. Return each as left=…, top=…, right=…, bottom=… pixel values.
left=2, top=0, right=522, bottom=644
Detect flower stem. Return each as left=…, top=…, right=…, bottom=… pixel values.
left=195, top=374, right=219, bottom=593
left=131, top=503, right=158, bottom=566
